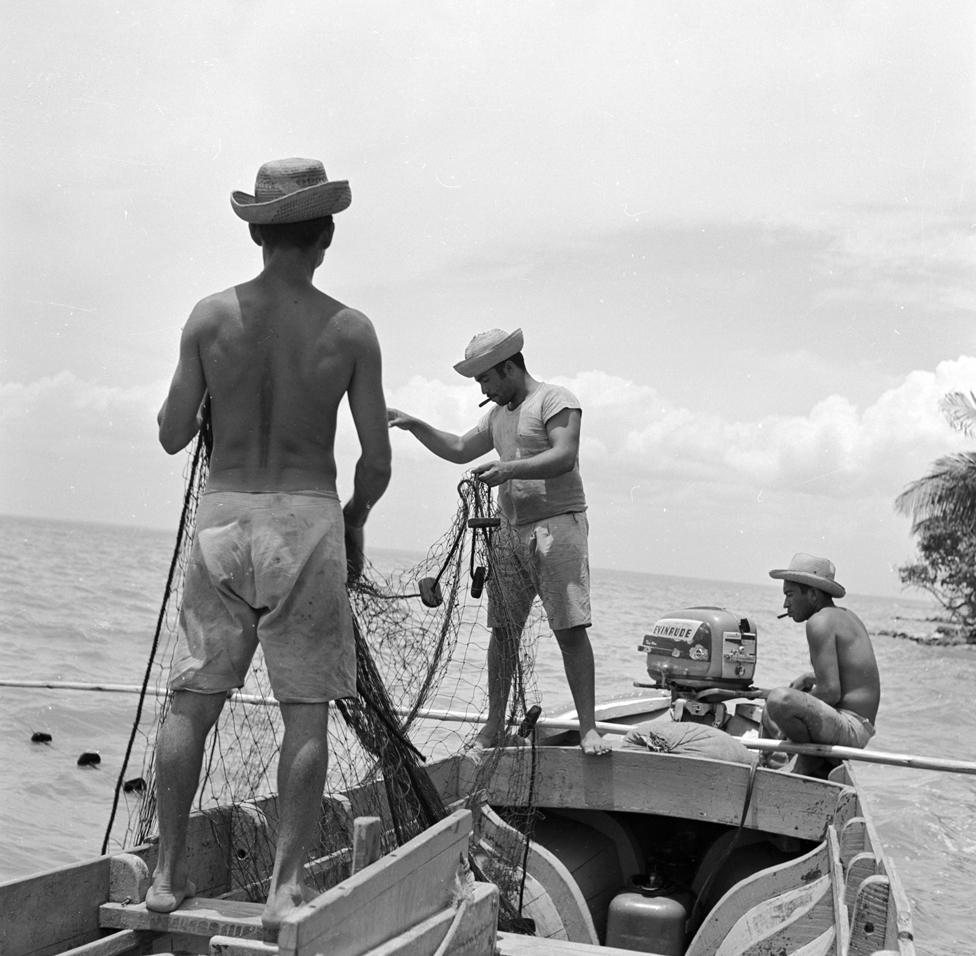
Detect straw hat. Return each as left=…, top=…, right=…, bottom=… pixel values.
left=454, top=328, right=524, bottom=377
left=769, top=553, right=846, bottom=598
left=230, top=158, right=351, bottom=224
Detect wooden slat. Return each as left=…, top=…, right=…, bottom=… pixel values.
left=210, top=935, right=279, bottom=956
left=99, top=896, right=264, bottom=939
left=495, top=932, right=648, bottom=955
left=713, top=874, right=832, bottom=955
left=0, top=855, right=112, bottom=956
left=552, top=808, right=642, bottom=884
left=484, top=748, right=845, bottom=840
left=351, top=817, right=383, bottom=875
left=838, top=764, right=916, bottom=954
left=368, top=882, right=498, bottom=955
left=844, top=851, right=880, bottom=911
left=59, top=929, right=152, bottom=956
left=277, top=808, right=472, bottom=956
left=848, top=874, right=892, bottom=956
left=685, top=838, right=831, bottom=956
left=839, top=817, right=867, bottom=867
left=231, top=803, right=275, bottom=898
left=827, top=825, right=850, bottom=955
left=480, top=806, right=598, bottom=945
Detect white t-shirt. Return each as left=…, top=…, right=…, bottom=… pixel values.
left=475, top=382, right=587, bottom=525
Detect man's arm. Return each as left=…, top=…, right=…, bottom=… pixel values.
left=387, top=408, right=493, bottom=464
left=158, top=309, right=207, bottom=454
left=343, top=317, right=393, bottom=528
left=805, top=615, right=843, bottom=706
left=472, top=407, right=580, bottom=487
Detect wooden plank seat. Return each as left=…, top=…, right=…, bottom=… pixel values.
left=685, top=827, right=848, bottom=956
left=99, top=809, right=480, bottom=956
left=99, top=896, right=266, bottom=940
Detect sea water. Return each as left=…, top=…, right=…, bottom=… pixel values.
left=0, top=513, right=973, bottom=955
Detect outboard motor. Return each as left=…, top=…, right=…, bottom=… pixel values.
left=638, top=606, right=764, bottom=732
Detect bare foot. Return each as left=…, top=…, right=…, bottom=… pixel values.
left=471, top=724, right=505, bottom=749
left=261, top=884, right=305, bottom=939
left=145, top=877, right=196, bottom=913
left=580, top=729, right=611, bottom=755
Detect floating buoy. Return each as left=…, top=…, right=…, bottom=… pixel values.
left=30, top=732, right=52, bottom=744
left=418, top=577, right=443, bottom=608
left=470, top=566, right=487, bottom=599
left=77, top=752, right=101, bottom=767
left=123, top=776, right=146, bottom=794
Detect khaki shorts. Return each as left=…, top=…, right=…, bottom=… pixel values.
left=169, top=491, right=356, bottom=704
left=832, top=708, right=876, bottom=748
left=487, top=511, right=591, bottom=633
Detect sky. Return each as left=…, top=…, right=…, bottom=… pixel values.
left=2, top=1, right=974, bottom=598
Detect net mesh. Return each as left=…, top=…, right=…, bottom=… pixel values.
left=104, top=433, right=551, bottom=927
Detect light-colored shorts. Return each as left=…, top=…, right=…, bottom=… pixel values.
left=169, top=491, right=356, bottom=704
left=831, top=708, right=876, bottom=749
left=486, top=511, right=591, bottom=633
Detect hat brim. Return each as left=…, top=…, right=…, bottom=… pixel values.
left=230, top=180, right=351, bottom=224
left=769, top=569, right=846, bottom=598
left=454, top=329, right=524, bottom=377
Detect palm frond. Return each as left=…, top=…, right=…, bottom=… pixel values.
left=940, top=391, right=976, bottom=437
left=894, top=452, right=976, bottom=530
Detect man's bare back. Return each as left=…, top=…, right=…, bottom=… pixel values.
left=186, top=280, right=376, bottom=494
left=159, top=274, right=389, bottom=509
left=806, top=605, right=880, bottom=724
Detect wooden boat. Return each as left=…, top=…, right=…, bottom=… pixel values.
left=0, top=687, right=917, bottom=956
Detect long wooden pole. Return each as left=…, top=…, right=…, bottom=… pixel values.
left=4, top=678, right=976, bottom=776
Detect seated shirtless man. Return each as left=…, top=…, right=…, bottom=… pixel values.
left=148, top=158, right=391, bottom=935
left=764, top=553, right=880, bottom=778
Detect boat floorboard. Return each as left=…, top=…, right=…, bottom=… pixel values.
left=495, top=931, right=652, bottom=955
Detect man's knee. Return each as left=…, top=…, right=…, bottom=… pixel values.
left=764, top=687, right=802, bottom=726
left=552, top=625, right=590, bottom=651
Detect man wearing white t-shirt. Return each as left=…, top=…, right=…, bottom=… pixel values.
left=388, top=328, right=609, bottom=755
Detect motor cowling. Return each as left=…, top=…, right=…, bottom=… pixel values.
left=640, top=606, right=757, bottom=690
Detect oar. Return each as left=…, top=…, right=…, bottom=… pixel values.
left=5, top=678, right=975, bottom=776
left=0, top=679, right=662, bottom=736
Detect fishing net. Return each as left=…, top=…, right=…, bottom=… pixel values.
left=103, top=431, right=551, bottom=928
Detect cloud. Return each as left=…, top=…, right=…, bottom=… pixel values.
left=1, top=372, right=163, bottom=448
left=386, top=356, right=976, bottom=504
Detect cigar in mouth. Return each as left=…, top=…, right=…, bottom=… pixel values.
left=777, top=612, right=789, bottom=619
left=478, top=398, right=491, bottom=407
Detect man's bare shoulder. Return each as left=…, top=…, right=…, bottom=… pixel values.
left=327, top=303, right=380, bottom=350
left=807, top=605, right=869, bottom=640
left=186, top=287, right=239, bottom=330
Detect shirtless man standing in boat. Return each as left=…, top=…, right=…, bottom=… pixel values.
left=149, top=158, right=391, bottom=934
left=387, top=329, right=610, bottom=756
left=764, top=553, right=880, bottom=777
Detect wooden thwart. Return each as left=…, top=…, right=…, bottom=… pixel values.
left=99, top=897, right=265, bottom=940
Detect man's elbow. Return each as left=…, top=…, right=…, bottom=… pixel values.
left=816, top=683, right=842, bottom=706
left=363, top=448, right=393, bottom=485
left=158, top=426, right=190, bottom=455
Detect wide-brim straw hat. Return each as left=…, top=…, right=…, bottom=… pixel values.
left=769, top=553, right=846, bottom=598
left=230, top=158, right=351, bottom=224
left=454, top=328, right=524, bottom=377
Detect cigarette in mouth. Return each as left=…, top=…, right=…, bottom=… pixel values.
left=777, top=612, right=789, bottom=619
left=478, top=398, right=491, bottom=407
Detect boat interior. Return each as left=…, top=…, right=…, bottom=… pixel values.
left=1, top=745, right=914, bottom=956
